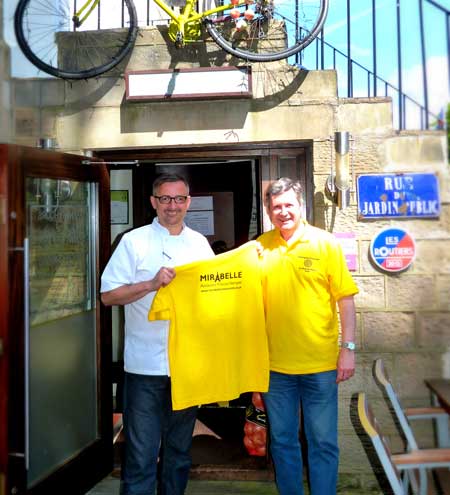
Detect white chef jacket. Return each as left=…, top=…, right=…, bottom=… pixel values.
left=100, top=218, right=214, bottom=375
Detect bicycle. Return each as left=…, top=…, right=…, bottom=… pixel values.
left=14, top=0, right=329, bottom=80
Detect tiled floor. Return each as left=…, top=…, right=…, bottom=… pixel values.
left=87, top=476, right=280, bottom=495
left=86, top=472, right=383, bottom=495
left=94, top=418, right=384, bottom=495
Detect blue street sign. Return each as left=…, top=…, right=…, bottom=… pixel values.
left=357, top=173, right=440, bottom=219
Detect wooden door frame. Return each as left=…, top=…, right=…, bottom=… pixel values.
left=2, top=145, right=112, bottom=495
left=95, top=139, right=314, bottom=231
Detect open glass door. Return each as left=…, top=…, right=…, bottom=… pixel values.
left=3, top=145, right=112, bottom=495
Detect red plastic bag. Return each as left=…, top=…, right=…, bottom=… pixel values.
left=243, top=392, right=267, bottom=456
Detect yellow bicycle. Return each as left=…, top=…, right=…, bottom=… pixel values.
left=14, top=0, right=329, bottom=80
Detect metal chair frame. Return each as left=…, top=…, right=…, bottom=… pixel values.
left=373, top=358, right=450, bottom=449
left=356, top=392, right=450, bottom=495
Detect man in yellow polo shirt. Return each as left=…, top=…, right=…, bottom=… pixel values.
left=257, top=177, right=358, bottom=495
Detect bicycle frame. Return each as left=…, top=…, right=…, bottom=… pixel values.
left=73, top=0, right=101, bottom=27
left=15, top=0, right=329, bottom=78
left=73, top=0, right=248, bottom=44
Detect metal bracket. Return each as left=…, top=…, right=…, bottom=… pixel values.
left=82, top=160, right=140, bottom=166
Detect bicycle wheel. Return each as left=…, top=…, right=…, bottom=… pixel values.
left=205, top=0, right=328, bottom=62
left=14, top=0, right=138, bottom=79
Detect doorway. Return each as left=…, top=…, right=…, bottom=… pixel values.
left=96, top=141, right=311, bottom=477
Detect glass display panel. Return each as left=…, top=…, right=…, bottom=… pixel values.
left=25, top=178, right=98, bottom=487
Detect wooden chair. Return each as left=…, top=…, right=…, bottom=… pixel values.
left=373, top=358, right=450, bottom=449
left=355, top=392, right=450, bottom=495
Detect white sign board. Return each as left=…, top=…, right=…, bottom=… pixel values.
left=126, top=67, right=252, bottom=101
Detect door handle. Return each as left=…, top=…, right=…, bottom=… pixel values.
left=24, top=238, right=30, bottom=471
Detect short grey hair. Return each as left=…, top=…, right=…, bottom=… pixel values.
left=152, top=173, right=190, bottom=195
left=264, top=177, right=303, bottom=207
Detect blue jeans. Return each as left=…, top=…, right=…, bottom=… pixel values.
left=121, top=373, right=197, bottom=495
left=263, top=370, right=338, bottom=495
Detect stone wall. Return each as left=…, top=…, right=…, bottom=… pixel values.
left=313, top=128, right=449, bottom=487
left=6, top=23, right=450, bottom=489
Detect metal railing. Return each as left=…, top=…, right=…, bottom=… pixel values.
left=75, top=0, right=449, bottom=130
left=298, top=0, right=449, bottom=130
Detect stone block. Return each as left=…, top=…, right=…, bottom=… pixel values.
left=352, top=134, right=388, bottom=174
left=315, top=208, right=393, bottom=240
left=284, top=69, right=338, bottom=101
left=436, top=275, right=450, bottom=310
left=413, top=240, right=450, bottom=274
left=253, top=66, right=310, bottom=102
left=359, top=240, right=380, bottom=275
left=40, top=79, right=65, bottom=106
left=134, top=26, right=171, bottom=46
left=65, top=77, right=126, bottom=108
left=363, top=312, right=416, bottom=350
left=352, top=276, right=385, bottom=309
left=394, top=353, right=445, bottom=400
left=14, top=107, right=40, bottom=138
left=386, top=275, right=435, bottom=310
left=381, top=133, right=447, bottom=170
left=336, top=98, right=393, bottom=134
left=313, top=205, right=360, bottom=233
left=0, top=78, right=11, bottom=142
left=312, top=139, right=334, bottom=174
left=418, top=312, right=450, bottom=348
left=402, top=207, right=450, bottom=240
left=14, top=79, right=42, bottom=107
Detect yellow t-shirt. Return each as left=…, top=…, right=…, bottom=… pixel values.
left=258, top=224, right=359, bottom=375
left=149, top=241, right=269, bottom=410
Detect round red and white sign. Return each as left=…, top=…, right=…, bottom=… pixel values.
left=369, top=227, right=416, bottom=273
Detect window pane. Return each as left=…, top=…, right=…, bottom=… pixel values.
left=26, top=178, right=98, bottom=487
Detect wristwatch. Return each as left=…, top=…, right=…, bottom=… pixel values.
left=342, top=341, right=356, bottom=351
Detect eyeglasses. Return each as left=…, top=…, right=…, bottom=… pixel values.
left=153, top=195, right=189, bottom=204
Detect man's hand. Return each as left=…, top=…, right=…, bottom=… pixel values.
left=336, top=348, right=355, bottom=383
left=101, top=267, right=176, bottom=306
left=152, top=267, right=176, bottom=290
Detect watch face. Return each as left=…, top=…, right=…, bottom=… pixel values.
left=344, top=342, right=355, bottom=350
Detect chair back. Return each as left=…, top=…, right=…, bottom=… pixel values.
left=373, top=358, right=419, bottom=451
left=356, top=392, right=405, bottom=495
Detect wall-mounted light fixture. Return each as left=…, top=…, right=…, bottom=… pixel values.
left=325, top=131, right=352, bottom=209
